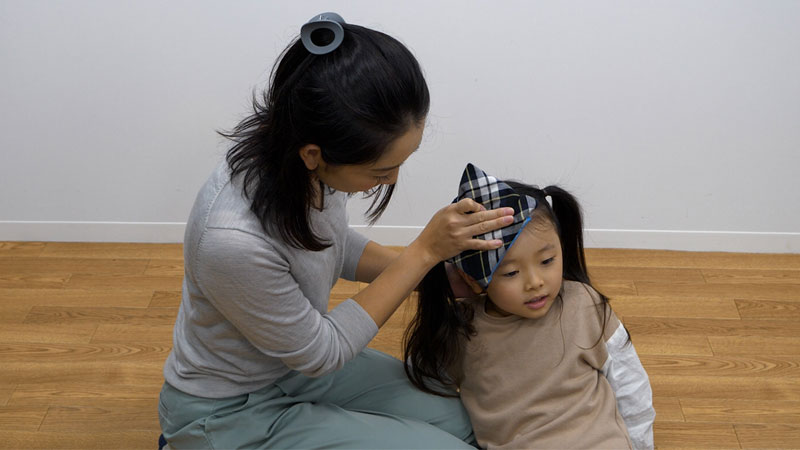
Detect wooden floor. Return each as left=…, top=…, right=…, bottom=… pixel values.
left=0, top=242, right=798, bottom=449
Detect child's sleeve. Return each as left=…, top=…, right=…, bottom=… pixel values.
left=602, top=322, right=656, bottom=450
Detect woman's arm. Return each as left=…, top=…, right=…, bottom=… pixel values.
left=354, top=240, right=400, bottom=283
left=602, top=323, right=656, bottom=450
left=353, top=241, right=476, bottom=300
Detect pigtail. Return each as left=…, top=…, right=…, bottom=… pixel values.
left=403, top=262, right=475, bottom=397
left=506, top=181, right=630, bottom=346
left=542, top=186, right=590, bottom=286
left=543, top=185, right=631, bottom=346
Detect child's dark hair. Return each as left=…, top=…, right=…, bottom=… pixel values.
left=404, top=182, right=617, bottom=396
left=222, top=24, right=430, bottom=251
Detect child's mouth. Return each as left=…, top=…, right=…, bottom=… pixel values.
left=524, top=295, right=548, bottom=310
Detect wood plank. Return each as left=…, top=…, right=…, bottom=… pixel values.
left=39, top=400, right=160, bottom=432
left=0, top=242, right=45, bottom=257
left=612, top=296, right=740, bottom=319
left=653, top=397, right=684, bottom=422
left=64, top=273, right=182, bottom=290
left=0, top=386, right=13, bottom=407
left=0, top=343, right=171, bottom=363
left=592, top=281, right=637, bottom=296
left=635, top=281, right=800, bottom=301
left=0, top=288, right=153, bottom=308
left=0, top=256, right=149, bottom=276
left=702, top=268, right=800, bottom=285
left=143, top=258, right=184, bottom=277
left=90, top=324, right=174, bottom=344
left=640, top=355, right=800, bottom=377
left=0, top=305, right=32, bottom=324
left=589, top=266, right=706, bottom=284
left=23, top=306, right=178, bottom=326
left=630, top=335, right=713, bottom=356
left=0, top=431, right=155, bottom=450
left=735, top=423, right=800, bottom=449
left=649, top=375, right=800, bottom=401
left=0, top=405, right=48, bottom=431
left=586, top=248, right=800, bottom=270
left=0, top=324, right=96, bottom=344
left=653, top=422, right=739, bottom=448
left=625, top=317, right=800, bottom=338
left=735, top=298, right=800, bottom=320
left=681, top=398, right=800, bottom=424
left=709, top=336, right=800, bottom=356
left=0, top=361, right=165, bottom=385
left=149, top=290, right=182, bottom=308
left=40, top=242, right=182, bottom=259
left=0, top=273, right=70, bottom=289
left=8, top=383, right=161, bottom=407
left=332, top=279, right=361, bottom=296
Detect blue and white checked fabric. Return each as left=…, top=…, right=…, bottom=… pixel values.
left=447, top=164, right=537, bottom=289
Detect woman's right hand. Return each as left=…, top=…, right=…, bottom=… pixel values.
left=410, top=198, right=515, bottom=266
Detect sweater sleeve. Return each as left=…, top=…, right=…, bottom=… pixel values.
left=602, top=323, right=656, bottom=450
left=342, top=227, right=369, bottom=281
left=194, top=227, right=378, bottom=378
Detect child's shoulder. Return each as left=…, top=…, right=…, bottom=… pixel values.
left=561, top=280, right=604, bottom=306
left=562, top=280, right=620, bottom=340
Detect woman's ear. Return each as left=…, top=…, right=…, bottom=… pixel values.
left=298, top=144, right=322, bottom=171
left=456, top=267, right=485, bottom=295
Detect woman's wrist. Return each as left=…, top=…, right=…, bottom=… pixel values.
left=405, top=238, right=440, bottom=271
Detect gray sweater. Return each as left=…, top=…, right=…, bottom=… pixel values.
left=163, top=162, right=377, bottom=398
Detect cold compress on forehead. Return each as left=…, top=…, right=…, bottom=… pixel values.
left=448, top=164, right=538, bottom=289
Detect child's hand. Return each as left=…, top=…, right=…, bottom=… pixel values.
left=411, top=198, right=514, bottom=266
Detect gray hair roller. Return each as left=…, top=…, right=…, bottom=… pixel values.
left=300, top=12, right=346, bottom=55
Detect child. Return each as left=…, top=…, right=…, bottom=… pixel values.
left=405, top=164, right=656, bottom=449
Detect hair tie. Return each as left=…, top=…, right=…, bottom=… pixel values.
left=541, top=187, right=553, bottom=208
left=301, top=12, right=346, bottom=55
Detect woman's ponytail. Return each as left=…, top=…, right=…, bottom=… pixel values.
left=403, top=262, right=475, bottom=396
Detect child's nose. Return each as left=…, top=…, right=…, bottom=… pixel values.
left=525, top=270, right=545, bottom=290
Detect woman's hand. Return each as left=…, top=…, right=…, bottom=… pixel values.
left=410, top=198, right=514, bottom=267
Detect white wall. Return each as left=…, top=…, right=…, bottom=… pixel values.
left=1, top=0, right=798, bottom=252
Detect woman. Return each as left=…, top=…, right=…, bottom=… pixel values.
left=158, top=13, right=513, bottom=449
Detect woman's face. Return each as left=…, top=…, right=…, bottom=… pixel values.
left=315, top=123, right=425, bottom=193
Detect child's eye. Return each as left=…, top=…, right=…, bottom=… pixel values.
left=502, top=270, right=519, bottom=278
left=542, top=257, right=555, bottom=265
left=374, top=175, right=391, bottom=182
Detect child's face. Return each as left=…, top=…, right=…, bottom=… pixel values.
left=485, top=221, right=563, bottom=319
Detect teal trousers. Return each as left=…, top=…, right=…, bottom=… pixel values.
left=158, top=349, right=476, bottom=449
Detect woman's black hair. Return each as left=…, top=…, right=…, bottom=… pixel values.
left=222, top=24, right=430, bottom=251
left=404, top=182, right=620, bottom=396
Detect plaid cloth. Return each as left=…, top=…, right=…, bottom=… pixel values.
left=447, top=164, right=537, bottom=289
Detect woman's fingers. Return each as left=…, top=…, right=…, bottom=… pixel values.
left=465, top=213, right=514, bottom=237
left=467, top=238, right=505, bottom=251
left=414, top=199, right=517, bottom=263
left=454, top=198, right=486, bottom=214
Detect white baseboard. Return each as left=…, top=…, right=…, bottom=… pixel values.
left=1, top=221, right=798, bottom=253
left=584, top=229, right=800, bottom=253
left=0, top=221, right=186, bottom=243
